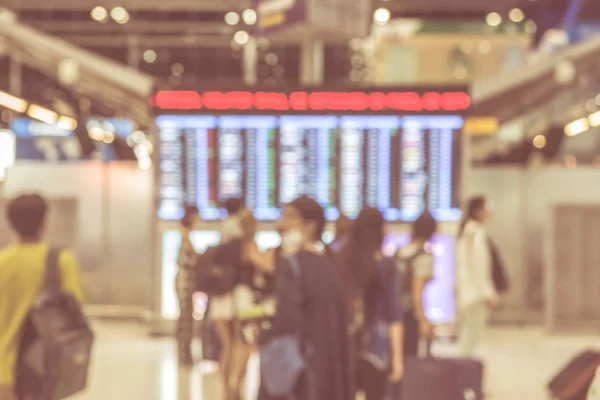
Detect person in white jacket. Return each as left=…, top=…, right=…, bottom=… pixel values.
left=455, top=195, right=499, bottom=357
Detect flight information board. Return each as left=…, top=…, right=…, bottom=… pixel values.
left=157, top=114, right=463, bottom=222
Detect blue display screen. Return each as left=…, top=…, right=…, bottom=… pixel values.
left=157, top=114, right=463, bottom=222
left=9, top=118, right=133, bottom=162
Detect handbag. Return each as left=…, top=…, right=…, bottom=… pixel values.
left=259, top=256, right=307, bottom=397
left=359, top=320, right=391, bottom=371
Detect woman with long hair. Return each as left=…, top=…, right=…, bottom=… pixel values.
left=339, top=207, right=404, bottom=400
left=455, top=195, right=498, bottom=356
left=176, top=204, right=199, bottom=366
left=258, top=196, right=354, bottom=400
left=330, top=214, right=352, bottom=251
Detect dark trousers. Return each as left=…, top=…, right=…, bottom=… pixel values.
left=357, top=360, right=388, bottom=400
left=390, top=312, right=421, bottom=400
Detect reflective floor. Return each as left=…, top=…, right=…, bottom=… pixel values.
left=72, top=321, right=598, bottom=400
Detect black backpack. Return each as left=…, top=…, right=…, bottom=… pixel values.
left=488, top=238, right=510, bottom=294
left=16, top=248, right=94, bottom=400
left=195, top=239, right=242, bottom=296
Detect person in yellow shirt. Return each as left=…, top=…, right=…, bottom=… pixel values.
left=0, top=194, right=84, bottom=400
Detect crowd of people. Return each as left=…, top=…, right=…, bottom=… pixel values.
left=175, top=195, right=502, bottom=400
left=0, top=192, right=502, bottom=400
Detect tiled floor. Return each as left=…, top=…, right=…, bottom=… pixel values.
left=72, top=321, right=599, bottom=400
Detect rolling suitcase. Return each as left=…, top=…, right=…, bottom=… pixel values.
left=548, top=350, right=600, bottom=400
left=402, top=343, right=484, bottom=400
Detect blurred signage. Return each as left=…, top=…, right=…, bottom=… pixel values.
left=9, top=118, right=82, bottom=162
left=152, top=90, right=471, bottom=113
left=253, top=0, right=371, bottom=37
left=254, top=0, right=305, bottom=33
left=8, top=118, right=133, bottom=162
left=463, top=117, right=499, bottom=136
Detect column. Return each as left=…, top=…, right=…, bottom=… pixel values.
left=300, top=38, right=324, bottom=86
left=127, top=35, right=141, bottom=69
left=9, top=56, right=22, bottom=97
left=243, top=37, right=258, bottom=86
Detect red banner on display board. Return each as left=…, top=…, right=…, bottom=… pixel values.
left=152, top=90, right=471, bottom=113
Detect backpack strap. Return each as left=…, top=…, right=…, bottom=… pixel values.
left=44, top=247, right=62, bottom=294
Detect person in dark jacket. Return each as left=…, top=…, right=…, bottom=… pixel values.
left=258, top=196, right=354, bottom=400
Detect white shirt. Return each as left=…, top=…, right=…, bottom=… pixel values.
left=455, top=220, right=498, bottom=310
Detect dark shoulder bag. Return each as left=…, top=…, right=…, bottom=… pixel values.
left=488, top=238, right=510, bottom=294
left=16, top=248, right=94, bottom=400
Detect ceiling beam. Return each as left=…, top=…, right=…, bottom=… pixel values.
left=6, top=0, right=524, bottom=14
left=33, top=20, right=235, bottom=35
left=384, top=0, right=522, bottom=13
left=4, top=0, right=249, bottom=11
left=58, top=34, right=233, bottom=48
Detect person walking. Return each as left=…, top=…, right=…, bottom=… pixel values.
left=455, top=195, right=498, bottom=357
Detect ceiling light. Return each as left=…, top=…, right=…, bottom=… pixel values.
left=0, top=91, right=28, bottom=113
left=486, top=12, right=502, bottom=27
left=589, top=111, right=600, bottom=127
left=90, top=6, right=109, bottom=23
left=525, top=20, right=537, bottom=34
left=564, top=118, right=589, bottom=137
left=103, top=131, right=115, bottom=144
left=509, top=8, right=525, bottom=23
left=171, top=63, right=184, bottom=76
left=477, top=40, right=491, bottom=54
left=143, top=49, right=157, bottom=64
left=234, top=30, right=250, bottom=46
left=532, top=135, right=546, bottom=149
left=110, top=7, right=129, bottom=24
left=453, top=66, right=468, bottom=80
left=88, top=126, right=104, bottom=141
left=27, top=105, right=58, bottom=125
left=265, top=53, right=278, bottom=66
left=554, top=60, right=575, bottom=84
left=242, top=9, right=257, bottom=25
left=373, top=8, right=391, bottom=26
left=57, top=116, right=77, bottom=131
left=225, top=12, right=240, bottom=26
